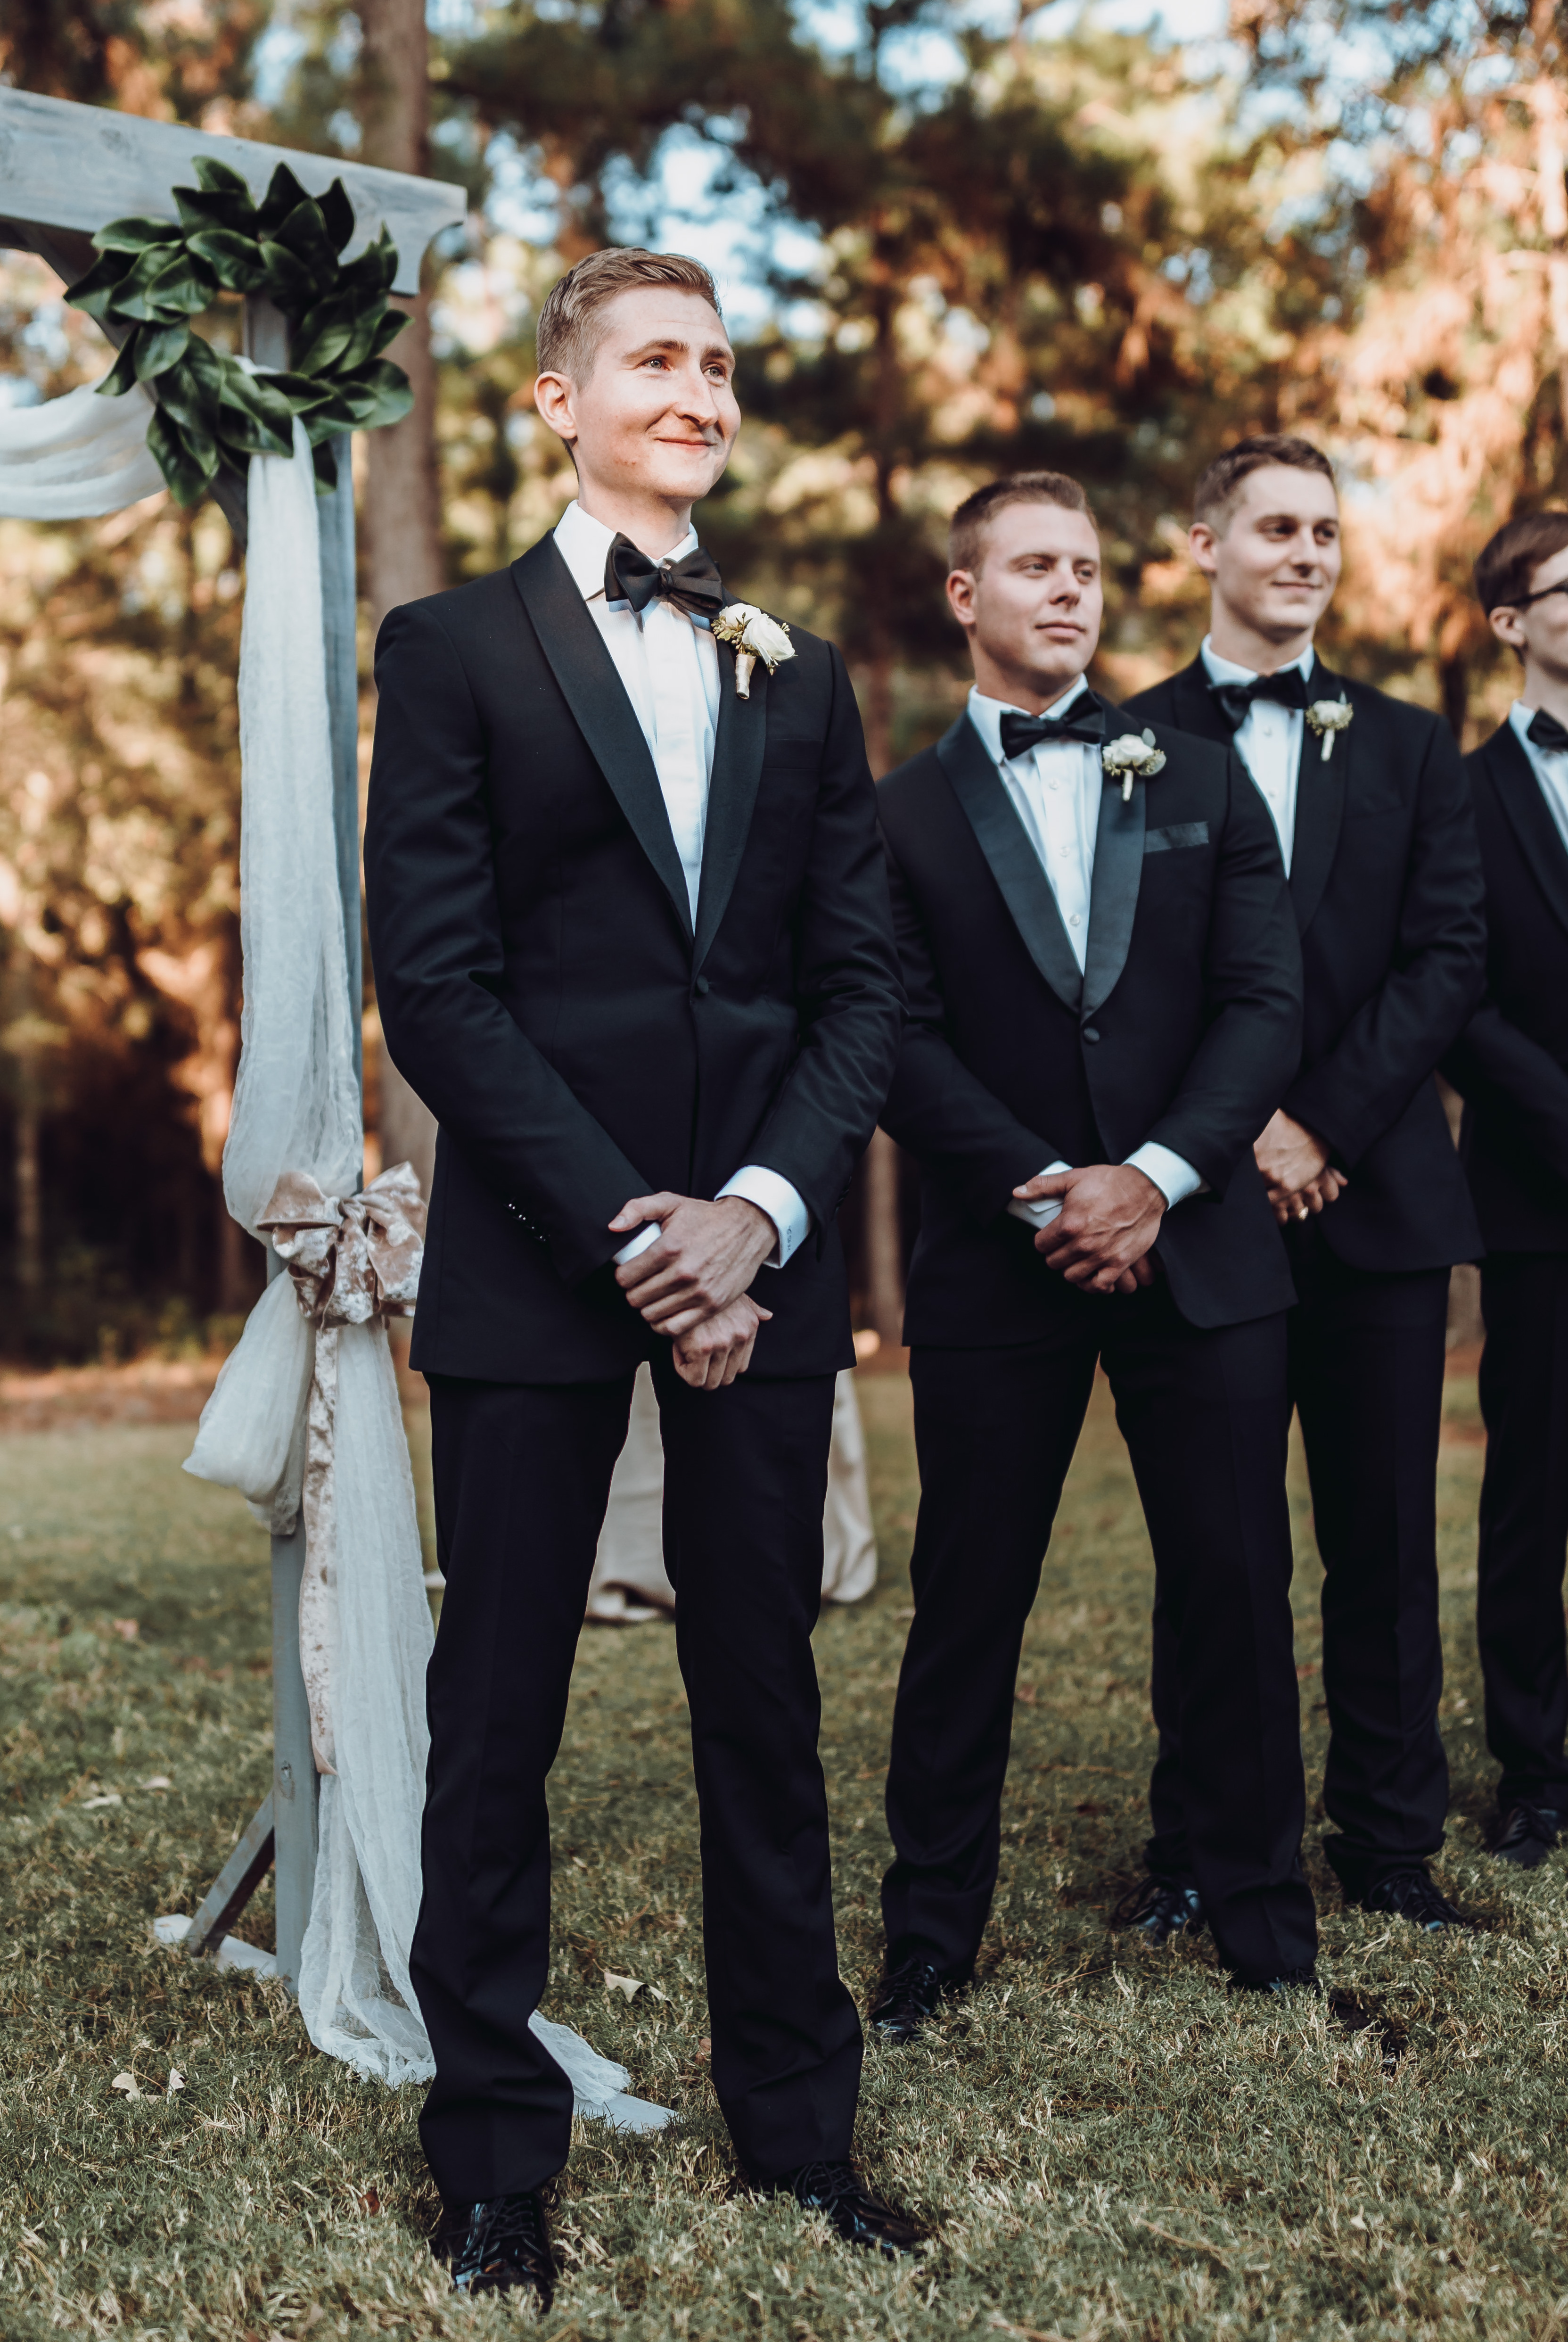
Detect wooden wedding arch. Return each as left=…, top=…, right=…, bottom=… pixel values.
left=0, top=85, right=464, bottom=1995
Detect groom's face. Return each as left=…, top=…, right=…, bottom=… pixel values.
left=536, top=286, right=740, bottom=515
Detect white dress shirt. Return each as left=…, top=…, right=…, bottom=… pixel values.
left=964, top=683, right=1204, bottom=1229
left=553, top=498, right=808, bottom=1270
left=1198, top=636, right=1316, bottom=876
left=1509, top=699, right=1568, bottom=857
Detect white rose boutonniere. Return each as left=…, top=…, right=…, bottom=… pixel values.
left=1101, top=728, right=1168, bottom=803
left=713, top=602, right=796, bottom=699
left=1306, top=695, right=1353, bottom=762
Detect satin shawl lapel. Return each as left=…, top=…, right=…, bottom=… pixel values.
left=935, top=714, right=1083, bottom=1012
left=510, top=537, right=693, bottom=941
left=693, top=646, right=768, bottom=971
left=1487, top=720, right=1568, bottom=939
left=1288, top=656, right=1346, bottom=937
left=1082, top=699, right=1146, bottom=1018
left=1171, top=658, right=1231, bottom=745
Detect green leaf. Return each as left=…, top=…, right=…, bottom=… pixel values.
left=337, top=359, right=413, bottom=431
left=180, top=335, right=227, bottom=396
left=153, top=353, right=215, bottom=430
left=364, top=306, right=409, bottom=362
left=327, top=299, right=405, bottom=376
left=133, top=322, right=190, bottom=381
left=338, top=230, right=399, bottom=298
left=256, top=163, right=312, bottom=236
left=93, top=215, right=182, bottom=255
left=319, top=178, right=356, bottom=256
left=218, top=368, right=296, bottom=458
left=63, top=249, right=136, bottom=322
left=97, top=335, right=143, bottom=397
left=139, top=252, right=219, bottom=318
left=296, top=386, right=361, bottom=439
left=256, top=239, right=315, bottom=313
left=273, top=199, right=337, bottom=293
left=289, top=293, right=361, bottom=378
left=148, top=407, right=220, bottom=507
left=311, top=437, right=341, bottom=494
left=186, top=229, right=271, bottom=295
left=193, top=156, right=254, bottom=199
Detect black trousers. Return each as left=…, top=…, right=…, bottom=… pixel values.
left=411, top=1356, right=859, bottom=2204
left=1152, top=1222, right=1451, bottom=1884
left=1477, top=1252, right=1568, bottom=1811
left=883, top=1282, right=1318, bottom=1987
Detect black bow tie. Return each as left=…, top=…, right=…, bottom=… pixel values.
left=1207, top=668, right=1311, bottom=730
left=604, top=534, right=725, bottom=623
left=1528, top=708, right=1568, bottom=755
left=999, top=698, right=1106, bottom=761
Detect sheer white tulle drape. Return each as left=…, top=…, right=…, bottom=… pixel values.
left=0, top=372, right=165, bottom=520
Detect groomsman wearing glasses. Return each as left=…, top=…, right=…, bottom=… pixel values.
left=1127, top=437, right=1486, bottom=1937
left=871, top=470, right=1318, bottom=2035
left=1442, top=513, right=1568, bottom=1871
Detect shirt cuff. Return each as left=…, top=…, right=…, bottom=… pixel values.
left=612, top=1221, right=661, bottom=1267
left=1006, top=1160, right=1073, bottom=1230
left=717, top=1165, right=811, bottom=1269
left=1125, top=1142, right=1206, bottom=1209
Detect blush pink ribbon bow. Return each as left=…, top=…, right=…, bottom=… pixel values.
left=255, top=1161, right=427, bottom=1774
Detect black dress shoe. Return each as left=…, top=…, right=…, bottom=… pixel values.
left=767, top=2160, right=928, bottom=2255
left=1111, top=1874, right=1206, bottom=1945
left=437, top=2192, right=556, bottom=2303
left=869, top=1953, right=966, bottom=2044
left=1229, top=1964, right=1319, bottom=1995
left=1493, top=1800, right=1560, bottom=1869
left=1354, top=1864, right=1473, bottom=1931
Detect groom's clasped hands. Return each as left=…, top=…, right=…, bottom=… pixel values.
left=609, top=1190, right=777, bottom=1387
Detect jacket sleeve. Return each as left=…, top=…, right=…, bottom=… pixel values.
left=876, top=824, right=1069, bottom=1220
left=1141, top=747, right=1305, bottom=1192
left=363, top=598, right=652, bottom=1287
left=739, top=644, right=907, bottom=1229
left=1284, top=714, right=1486, bottom=1164
left=1443, top=1000, right=1568, bottom=1188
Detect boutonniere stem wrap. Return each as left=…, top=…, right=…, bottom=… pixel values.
left=1307, top=696, right=1353, bottom=762
left=1101, top=728, right=1168, bottom=803
left=713, top=602, right=795, bottom=699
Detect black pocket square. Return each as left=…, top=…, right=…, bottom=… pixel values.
left=1144, top=821, right=1209, bottom=854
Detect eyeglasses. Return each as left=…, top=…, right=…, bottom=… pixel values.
left=1507, top=579, right=1568, bottom=610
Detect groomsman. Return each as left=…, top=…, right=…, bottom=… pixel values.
left=1443, top=512, right=1568, bottom=1867
left=873, top=469, right=1319, bottom=2034
left=1128, top=436, right=1486, bottom=1931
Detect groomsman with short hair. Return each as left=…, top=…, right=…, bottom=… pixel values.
left=872, top=468, right=1319, bottom=2032
left=1128, top=437, right=1486, bottom=1932
left=1442, top=512, right=1568, bottom=1868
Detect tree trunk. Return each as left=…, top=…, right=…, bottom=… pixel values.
left=15, top=1096, right=41, bottom=1292
left=358, top=0, right=445, bottom=636
left=863, top=1127, right=904, bottom=1348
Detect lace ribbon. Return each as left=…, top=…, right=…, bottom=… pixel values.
left=257, top=1160, right=427, bottom=1775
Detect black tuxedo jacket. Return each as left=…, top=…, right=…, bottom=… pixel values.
left=363, top=535, right=904, bottom=1383
left=1126, top=657, right=1485, bottom=1273
left=877, top=705, right=1302, bottom=1340
left=1442, top=721, right=1568, bottom=1251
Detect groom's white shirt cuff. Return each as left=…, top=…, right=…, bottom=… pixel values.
left=612, top=1167, right=811, bottom=1270
left=1008, top=1143, right=1206, bottom=1229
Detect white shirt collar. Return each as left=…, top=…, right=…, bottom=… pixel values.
left=968, top=674, right=1091, bottom=766
left=1199, top=634, right=1316, bottom=690
left=553, top=498, right=700, bottom=604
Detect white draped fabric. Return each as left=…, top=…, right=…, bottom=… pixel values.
left=0, top=373, right=165, bottom=520
left=588, top=1365, right=877, bottom=1622
left=3, top=377, right=659, bottom=2119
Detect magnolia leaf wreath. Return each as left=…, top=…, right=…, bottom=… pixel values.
left=63, top=156, right=414, bottom=506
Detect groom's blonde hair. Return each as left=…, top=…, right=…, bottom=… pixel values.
left=536, top=247, right=724, bottom=387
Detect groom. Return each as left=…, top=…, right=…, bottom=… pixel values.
left=364, top=247, right=909, bottom=2303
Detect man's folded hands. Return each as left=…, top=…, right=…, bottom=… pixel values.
left=1013, top=1164, right=1165, bottom=1295
left=610, top=1192, right=779, bottom=1388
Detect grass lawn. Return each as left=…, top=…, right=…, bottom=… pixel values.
left=4, top=1357, right=1568, bottom=2340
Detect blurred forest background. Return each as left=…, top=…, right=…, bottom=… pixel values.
left=0, top=0, right=1564, bottom=1361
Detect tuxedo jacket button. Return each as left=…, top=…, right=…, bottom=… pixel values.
left=1083, top=1026, right=1100, bottom=1043
left=694, top=975, right=710, bottom=996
